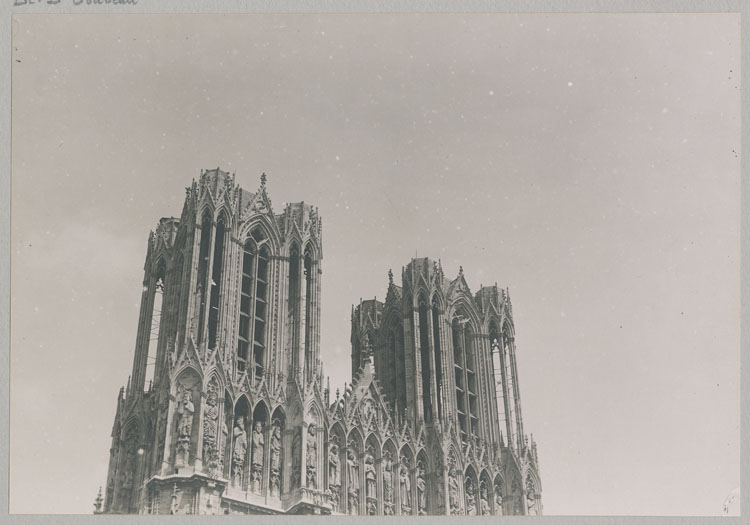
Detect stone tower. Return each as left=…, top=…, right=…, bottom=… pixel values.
left=99, top=170, right=542, bottom=515
left=350, top=258, right=542, bottom=516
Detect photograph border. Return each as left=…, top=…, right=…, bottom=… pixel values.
left=1, top=0, right=746, bottom=523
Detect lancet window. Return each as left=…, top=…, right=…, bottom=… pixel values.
left=237, top=227, right=270, bottom=383
left=452, top=314, right=480, bottom=441
left=431, top=297, right=443, bottom=422
left=144, top=260, right=166, bottom=389
left=418, top=298, right=433, bottom=422
left=207, top=215, right=226, bottom=350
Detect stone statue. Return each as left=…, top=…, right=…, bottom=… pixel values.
left=269, top=420, right=282, bottom=497
left=231, top=418, right=247, bottom=487
left=526, top=478, right=537, bottom=515
left=399, top=460, right=411, bottom=512
left=347, top=448, right=359, bottom=492
left=328, top=442, right=340, bottom=486
left=416, top=462, right=427, bottom=515
left=329, top=485, right=340, bottom=513
left=251, top=421, right=264, bottom=494
left=202, top=387, right=219, bottom=474
left=494, top=484, right=504, bottom=516
left=480, top=482, right=490, bottom=516
left=382, top=451, right=394, bottom=502
left=291, top=430, right=301, bottom=489
left=448, top=468, right=460, bottom=515
left=465, top=478, right=476, bottom=516
left=175, top=389, right=195, bottom=466
left=348, top=488, right=358, bottom=515
left=365, top=449, right=376, bottom=499
left=436, top=466, right=445, bottom=511
left=306, top=424, right=317, bottom=487
left=347, top=448, right=359, bottom=515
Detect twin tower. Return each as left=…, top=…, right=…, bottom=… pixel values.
left=98, top=169, right=542, bottom=516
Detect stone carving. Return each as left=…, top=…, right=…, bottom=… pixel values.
left=448, top=467, right=460, bottom=515
left=348, top=488, right=359, bottom=516
left=269, top=420, right=282, bottom=497
left=399, top=458, right=411, bottom=513
left=416, top=461, right=427, bottom=515
left=175, top=388, right=195, bottom=467
left=347, top=447, right=359, bottom=515
left=526, top=477, right=537, bottom=515
left=328, top=441, right=341, bottom=487
left=329, top=485, right=340, bottom=513
left=306, top=424, right=317, bottom=488
left=291, top=429, right=301, bottom=489
left=231, top=417, right=247, bottom=487
left=465, top=477, right=476, bottom=516
left=202, top=383, right=220, bottom=475
left=436, top=465, right=445, bottom=511
left=494, top=483, right=503, bottom=515
left=480, top=481, right=491, bottom=515
left=365, top=447, right=376, bottom=499
left=251, top=421, right=265, bottom=494
left=382, top=450, right=394, bottom=503
left=118, top=434, right=138, bottom=512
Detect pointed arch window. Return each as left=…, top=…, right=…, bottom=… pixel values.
left=196, top=212, right=212, bottom=345
left=489, top=322, right=507, bottom=445
left=431, top=297, right=443, bottom=422
left=502, top=326, right=519, bottom=449
left=303, top=245, right=314, bottom=378
left=452, top=318, right=467, bottom=440
left=145, top=261, right=166, bottom=390
left=207, top=215, right=226, bottom=350
left=452, top=314, right=480, bottom=441
left=237, top=227, right=270, bottom=384
left=418, top=298, right=433, bottom=423
left=288, top=243, right=301, bottom=371
left=464, top=324, right=479, bottom=437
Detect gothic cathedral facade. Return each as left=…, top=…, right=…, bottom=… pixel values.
left=96, top=169, right=543, bottom=515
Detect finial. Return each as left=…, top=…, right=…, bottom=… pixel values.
left=260, top=172, right=267, bottom=187
left=93, top=486, right=103, bottom=513
left=388, top=268, right=393, bottom=286
left=459, top=265, right=464, bottom=277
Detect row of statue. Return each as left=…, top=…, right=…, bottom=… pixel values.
left=164, top=383, right=536, bottom=515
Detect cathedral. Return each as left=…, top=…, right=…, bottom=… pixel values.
left=95, top=169, right=543, bottom=515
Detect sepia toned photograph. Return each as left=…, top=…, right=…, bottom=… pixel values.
left=8, top=9, right=741, bottom=518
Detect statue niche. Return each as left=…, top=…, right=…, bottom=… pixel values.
left=269, top=419, right=282, bottom=497
left=399, top=458, right=411, bottom=514
left=416, top=461, right=427, bottom=515
left=346, top=445, right=359, bottom=515
left=382, top=450, right=395, bottom=514
left=306, top=424, right=317, bottom=488
left=231, top=417, right=247, bottom=487
left=250, top=420, right=265, bottom=494
left=175, top=385, right=195, bottom=468
left=202, top=381, right=220, bottom=476
left=328, top=439, right=341, bottom=512
left=364, top=446, right=376, bottom=515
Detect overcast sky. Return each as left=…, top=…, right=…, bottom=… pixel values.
left=10, top=13, right=739, bottom=515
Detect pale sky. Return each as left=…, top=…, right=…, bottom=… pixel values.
left=10, top=13, right=740, bottom=515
